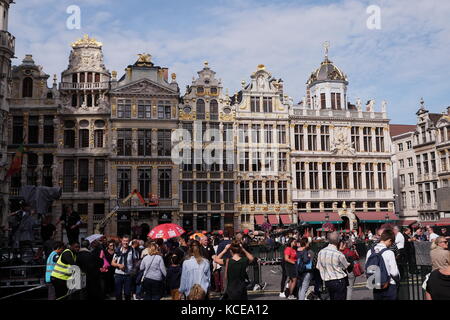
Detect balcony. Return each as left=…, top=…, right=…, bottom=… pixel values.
left=0, top=31, right=15, bottom=54
left=59, top=82, right=109, bottom=90
left=418, top=203, right=438, bottom=211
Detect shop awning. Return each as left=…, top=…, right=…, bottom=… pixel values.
left=420, top=218, right=450, bottom=227
left=268, top=215, right=279, bottom=225
left=254, top=215, right=265, bottom=226
left=280, top=214, right=292, bottom=225
left=298, top=212, right=342, bottom=225
left=355, top=212, right=398, bottom=223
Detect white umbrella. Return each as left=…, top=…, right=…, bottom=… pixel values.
left=86, top=234, right=104, bottom=243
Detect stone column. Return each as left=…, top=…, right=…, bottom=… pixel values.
left=361, top=162, right=367, bottom=189
left=359, top=126, right=364, bottom=152
left=349, top=161, right=354, bottom=189
left=316, top=124, right=322, bottom=151
left=305, top=162, right=310, bottom=190
left=220, top=214, right=225, bottom=230
left=151, top=128, right=158, bottom=157
left=38, top=115, right=44, bottom=144
left=371, top=127, right=376, bottom=152
left=331, top=162, right=336, bottom=189
left=303, top=124, right=308, bottom=151
left=318, top=161, right=323, bottom=189
left=374, top=162, right=379, bottom=189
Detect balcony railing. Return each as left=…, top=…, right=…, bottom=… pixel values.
left=0, top=31, right=15, bottom=54
left=59, top=82, right=109, bottom=90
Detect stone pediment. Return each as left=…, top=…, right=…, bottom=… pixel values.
left=111, top=79, right=177, bottom=96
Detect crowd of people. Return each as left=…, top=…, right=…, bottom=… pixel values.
left=45, top=229, right=269, bottom=301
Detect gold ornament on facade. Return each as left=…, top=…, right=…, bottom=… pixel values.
left=71, top=34, right=102, bottom=48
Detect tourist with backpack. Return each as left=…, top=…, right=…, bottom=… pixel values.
left=111, top=235, right=138, bottom=300
left=365, top=229, right=400, bottom=300
left=296, top=238, right=313, bottom=300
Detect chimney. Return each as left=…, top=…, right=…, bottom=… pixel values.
left=162, top=68, right=168, bottom=82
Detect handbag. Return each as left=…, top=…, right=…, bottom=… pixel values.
left=353, top=261, right=363, bottom=277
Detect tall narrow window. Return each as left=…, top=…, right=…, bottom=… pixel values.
left=375, top=127, right=384, bottom=152
left=240, top=181, right=250, bottom=204
left=210, top=100, right=218, bottom=120
left=196, top=182, right=207, bottom=203
left=253, top=181, right=263, bottom=204
left=158, top=100, right=172, bottom=119
left=63, top=160, right=75, bottom=192
left=264, top=125, right=273, bottom=143
left=239, top=152, right=249, bottom=171
left=138, top=100, right=151, bottom=119
left=277, top=125, right=286, bottom=144
left=94, top=160, right=105, bottom=192
left=351, top=127, right=360, bottom=152
left=265, top=152, right=274, bottom=172
left=363, top=127, right=372, bottom=152
left=78, top=159, right=89, bottom=192
left=157, top=129, right=171, bottom=156
left=278, top=152, right=287, bottom=172
left=224, top=181, right=234, bottom=203
left=22, top=77, right=33, bottom=98
left=252, top=152, right=261, bottom=172
left=322, top=162, right=332, bottom=189
left=307, top=125, right=317, bottom=151
left=94, top=130, right=104, bottom=148
left=196, top=99, right=205, bottom=119
left=266, top=181, right=275, bottom=204
left=263, top=97, right=273, bottom=112
left=158, top=169, right=171, bottom=199
left=251, top=124, right=261, bottom=143
left=28, top=116, right=39, bottom=144
left=138, top=168, right=152, bottom=198
left=377, top=163, right=387, bottom=190
left=210, top=182, right=221, bottom=203
left=309, top=162, right=319, bottom=189
left=251, top=96, right=260, bottom=112
left=117, top=129, right=132, bottom=156
left=365, top=163, right=374, bottom=189
left=43, top=116, right=54, bottom=144
left=294, top=125, right=304, bottom=151
left=12, top=116, right=24, bottom=144
left=79, top=129, right=90, bottom=148
left=238, top=124, right=248, bottom=143
left=278, top=181, right=287, bottom=204
left=296, top=162, right=305, bottom=190
left=117, top=168, right=131, bottom=199
left=353, top=163, right=362, bottom=189
left=138, top=129, right=152, bottom=156
left=335, top=162, right=349, bottom=189
left=182, top=181, right=193, bottom=203
left=320, top=93, right=326, bottom=109
left=320, top=126, right=330, bottom=151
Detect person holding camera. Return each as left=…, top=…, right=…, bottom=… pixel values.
left=213, top=240, right=254, bottom=300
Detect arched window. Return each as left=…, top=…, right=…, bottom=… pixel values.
left=210, top=99, right=218, bottom=120
left=196, top=99, right=205, bottom=119
left=22, top=77, right=33, bottom=97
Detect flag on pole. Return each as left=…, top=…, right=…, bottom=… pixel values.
left=5, top=144, right=25, bottom=179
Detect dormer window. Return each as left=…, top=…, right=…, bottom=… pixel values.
left=197, top=86, right=204, bottom=94
left=22, top=77, right=33, bottom=98
left=210, top=87, right=218, bottom=94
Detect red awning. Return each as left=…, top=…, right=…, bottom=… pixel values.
left=355, top=212, right=398, bottom=222
left=420, top=218, right=450, bottom=227
left=280, top=214, right=292, bottom=225
left=254, top=215, right=265, bottom=225
left=268, top=215, right=279, bottom=225
left=298, top=212, right=342, bottom=225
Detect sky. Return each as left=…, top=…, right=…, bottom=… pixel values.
left=8, top=0, right=450, bottom=124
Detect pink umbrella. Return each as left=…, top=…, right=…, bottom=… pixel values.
left=148, top=223, right=185, bottom=240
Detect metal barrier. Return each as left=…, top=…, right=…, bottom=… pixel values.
left=397, top=263, right=431, bottom=300
left=249, top=244, right=285, bottom=264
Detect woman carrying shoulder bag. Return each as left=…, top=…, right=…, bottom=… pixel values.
left=213, top=240, right=254, bottom=300
left=140, top=242, right=167, bottom=300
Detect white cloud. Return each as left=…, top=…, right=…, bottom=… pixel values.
left=8, top=0, right=450, bottom=124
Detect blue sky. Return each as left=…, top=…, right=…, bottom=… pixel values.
left=9, top=0, right=450, bottom=124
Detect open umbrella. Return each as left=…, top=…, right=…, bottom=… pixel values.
left=189, top=232, right=204, bottom=240
left=148, top=223, right=185, bottom=240
left=86, top=234, right=104, bottom=243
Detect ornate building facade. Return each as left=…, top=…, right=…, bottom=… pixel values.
left=108, top=53, right=180, bottom=237
left=0, top=0, right=14, bottom=226
left=178, top=62, right=235, bottom=233
left=233, top=65, right=294, bottom=231
left=291, top=52, right=396, bottom=232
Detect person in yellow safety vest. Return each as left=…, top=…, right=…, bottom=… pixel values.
left=50, top=241, right=80, bottom=299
